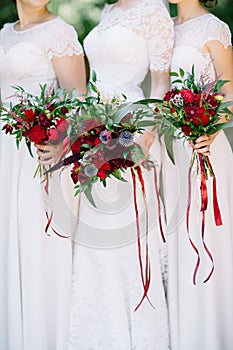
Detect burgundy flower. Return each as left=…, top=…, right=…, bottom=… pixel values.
left=38, top=112, right=52, bottom=128
left=28, top=125, right=47, bottom=143
left=23, top=109, right=37, bottom=122
left=71, top=162, right=81, bottom=184
left=164, top=90, right=177, bottom=102
left=181, top=125, right=192, bottom=136
left=206, top=94, right=219, bottom=108
left=180, top=89, right=196, bottom=103
left=2, top=124, right=13, bottom=134
left=71, top=139, right=82, bottom=153
left=184, top=105, right=198, bottom=118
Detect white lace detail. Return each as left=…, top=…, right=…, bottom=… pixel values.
left=0, top=18, right=83, bottom=59
left=172, top=14, right=231, bottom=85
left=100, top=0, right=174, bottom=71
left=203, top=16, right=232, bottom=49
left=46, top=19, right=83, bottom=60
left=175, top=14, right=232, bottom=51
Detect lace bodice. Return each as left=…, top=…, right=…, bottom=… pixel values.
left=171, top=14, right=232, bottom=83
left=84, top=0, right=174, bottom=100
left=0, top=17, right=83, bottom=106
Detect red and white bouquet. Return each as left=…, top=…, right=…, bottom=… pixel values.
left=151, top=66, right=233, bottom=283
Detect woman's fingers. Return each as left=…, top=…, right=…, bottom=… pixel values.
left=35, top=142, right=63, bottom=164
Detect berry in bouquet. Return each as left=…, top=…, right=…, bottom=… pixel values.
left=151, top=66, right=233, bottom=283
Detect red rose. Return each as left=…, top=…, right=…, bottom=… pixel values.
left=199, top=114, right=210, bottom=126
left=94, top=137, right=101, bottom=146
left=170, top=108, right=176, bottom=114
left=71, top=139, right=82, bottom=153
left=56, top=118, right=69, bottom=133
left=181, top=125, right=192, bottom=136
left=180, top=89, right=195, bottom=103
left=192, top=118, right=201, bottom=126
left=23, top=109, right=37, bottom=122
left=48, top=128, right=62, bottom=143
left=97, top=169, right=107, bottom=179
left=28, top=125, right=47, bottom=143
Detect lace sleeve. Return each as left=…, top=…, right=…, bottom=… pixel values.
left=46, top=18, right=83, bottom=60
left=141, top=3, right=174, bottom=72
left=204, top=17, right=232, bottom=49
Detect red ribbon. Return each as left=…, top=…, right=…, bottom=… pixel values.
left=153, top=165, right=166, bottom=243
left=186, top=153, right=223, bottom=284
left=131, top=167, right=152, bottom=311
left=186, top=159, right=201, bottom=285
left=206, top=156, right=223, bottom=226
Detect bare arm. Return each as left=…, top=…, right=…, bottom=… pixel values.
left=36, top=53, right=86, bottom=164
left=194, top=41, right=233, bottom=155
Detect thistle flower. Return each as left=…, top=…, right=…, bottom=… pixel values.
left=99, top=129, right=112, bottom=144
left=118, top=130, right=134, bottom=147
left=84, top=164, right=98, bottom=177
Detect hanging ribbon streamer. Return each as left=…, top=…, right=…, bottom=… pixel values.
left=186, top=152, right=223, bottom=284
left=131, top=167, right=152, bottom=312
left=153, top=165, right=166, bottom=243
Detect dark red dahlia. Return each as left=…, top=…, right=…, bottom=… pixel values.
left=28, top=125, right=48, bottom=143
left=23, top=109, right=37, bottom=122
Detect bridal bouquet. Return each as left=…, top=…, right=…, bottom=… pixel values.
left=0, top=85, right=77, bottom=177
left=0, top=85, right=76, bottom=152
left=149, top=66, right=233, bottom=284
left=48, top=79, right=155, bottom=207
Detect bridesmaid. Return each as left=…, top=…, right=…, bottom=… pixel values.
left=0, top=1, right=86, bottom=349
left=165, top=0, right=233, bottom=349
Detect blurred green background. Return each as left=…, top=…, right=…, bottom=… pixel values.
left=1, top=0, right=233, bottom=44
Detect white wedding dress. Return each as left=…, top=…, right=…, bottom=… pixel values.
left=164, top=14, right=233, bottom=350
left=0, top=17, right=83, bottom=350
left=68, top=1, right=173, bottom=349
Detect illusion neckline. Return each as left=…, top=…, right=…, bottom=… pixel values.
left=174, top=13, right=213, bottom=27
left=12, top=16, right=59, bottom=33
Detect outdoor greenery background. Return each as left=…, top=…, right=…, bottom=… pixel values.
left=0, top=0, right=233, bottom=144
left=1, top=0, right=233, bottom=43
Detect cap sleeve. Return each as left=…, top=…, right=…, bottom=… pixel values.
left=204, top=17, right=232, bottom=49
left=46, top=18, right=83, bottom=60
left=142, top=3, right=174, bottom=72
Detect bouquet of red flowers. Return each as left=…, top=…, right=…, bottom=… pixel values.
left=0, top=85, right=76, bottom=161
left=150, top=66, right=233, bottom=283
left=49, top=79, right=155, bottom=207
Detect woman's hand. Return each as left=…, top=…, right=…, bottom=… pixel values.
left=35, top=142, right=64, bottom=165
left=191, top=135, right=211, bottom=156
